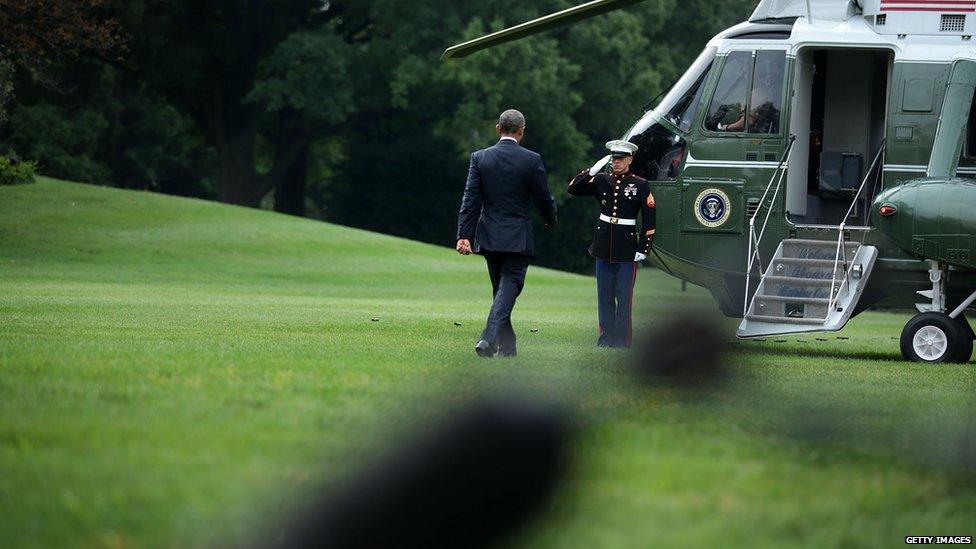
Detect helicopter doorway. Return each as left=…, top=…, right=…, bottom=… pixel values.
left=786, top=48, right=892, bottom=227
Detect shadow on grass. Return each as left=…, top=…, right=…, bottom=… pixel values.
left=732, top=343, right=902, bottom=363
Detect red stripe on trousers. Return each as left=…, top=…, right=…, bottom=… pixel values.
left=626, top=262, right=637, bottom=348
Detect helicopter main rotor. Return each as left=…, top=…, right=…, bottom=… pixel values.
left=441, top=0, right=648, bottom=60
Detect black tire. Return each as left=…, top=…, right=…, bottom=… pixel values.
left=951, top=314, right=974, bottom=363
left=900, top=312, right=963, bottom=363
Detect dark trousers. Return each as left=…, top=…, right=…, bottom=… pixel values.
left=480, top=251, right=530, bottom=354
left=595, top=259, right=638, bottom=348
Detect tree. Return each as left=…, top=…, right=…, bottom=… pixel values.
left=107, top=1, right=356, bottom=214
left=4, top=0, right=760, bottom=273
left=313, top=1, right=589, bottom=268
left=5, top=60, right=215, bottom=193
left=0, top=0, right=123, bottom=124
left=322, top=0, right=685, bottom=272
left=247, top=28, right=355, bottom=214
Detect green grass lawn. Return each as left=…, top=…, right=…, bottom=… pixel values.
left=1, top=178, right=974, bottom=548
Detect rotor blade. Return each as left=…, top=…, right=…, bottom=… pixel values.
left=441, top=0, right=648, bottom=60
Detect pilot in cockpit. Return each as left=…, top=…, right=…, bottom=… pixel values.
left=706, top=54, right=781, bottom=134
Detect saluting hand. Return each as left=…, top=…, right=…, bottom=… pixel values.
left=456, top=239, right=473, bottom=255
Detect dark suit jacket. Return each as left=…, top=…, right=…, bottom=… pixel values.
left=456, top=139, right=556, bottom=256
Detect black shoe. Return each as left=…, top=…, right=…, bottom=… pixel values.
left=498, top=349, right=517, bottom=358
left=475, top=340, right=496, bottom=358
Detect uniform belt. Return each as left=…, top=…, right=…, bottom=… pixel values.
left=599, top=214, right=636, bottom=226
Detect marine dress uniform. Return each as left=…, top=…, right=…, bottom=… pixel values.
left=568, top=140, right=655, bottom=348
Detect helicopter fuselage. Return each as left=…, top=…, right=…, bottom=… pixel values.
left=624, top=14, right=976, bottom=318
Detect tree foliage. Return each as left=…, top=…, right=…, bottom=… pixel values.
left=249, top=30, right=355, bottom=126
left=5, top=60, right=213, bottom=193
left=2, top=0, right=758, bottom=272
left=0, top=155, right=35, bottom=185
left=0, top=0, right=123, bottom=122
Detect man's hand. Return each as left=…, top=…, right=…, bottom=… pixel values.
left=456, top=239, right=473, bottom=255
left=588, top=154, right=611, bottom=176
left=634, top=252, right=647, bottom=262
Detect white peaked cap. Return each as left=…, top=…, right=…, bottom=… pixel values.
left=606, top=140, right=638, bottom=156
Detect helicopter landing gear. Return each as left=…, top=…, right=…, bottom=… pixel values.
left=900, top=312, right=971, bottom=363
left=900, top=262, right=975, bottom=363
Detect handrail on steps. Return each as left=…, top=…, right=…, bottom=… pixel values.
left=825, top=140, right=886, bottom=315
left=743, top=135, right=796, bottom=317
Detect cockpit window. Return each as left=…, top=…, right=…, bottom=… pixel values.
left=704, top=51, right=753, bottom=132
left=653, top=47, right=717, bottom=133
left=666, top=64, right=712, bottom=132
left=748, top=50, right=785, bottom=134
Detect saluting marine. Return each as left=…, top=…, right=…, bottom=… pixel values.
left=569, top=140, right=656, bottom=348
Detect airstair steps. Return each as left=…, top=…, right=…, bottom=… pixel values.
left=775, top=257, right=843, bottom=267
left=751, top=295, right=830, bottom=304
left=763, top=275, right=839, bottom=300
left=762, top=275, right=834, bottom=286
left=784, top=238, right=860, bottom=247
left=770, top=257, right=849, bottom=280
left=737, top=238, right=879, bottom=338
left=750, top=294, right=832, bottom=321
left=781, top=239, right=859, bottom=260
left=744, top=314, right=827, bottom=325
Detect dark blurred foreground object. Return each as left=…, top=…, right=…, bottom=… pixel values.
left=268, top=399, right=573, bottom=548
left=961, top=421, right=976, bottom=480
left=781, top=400, right=976, bottom=481
left=633, top=313, right=727, bottom=390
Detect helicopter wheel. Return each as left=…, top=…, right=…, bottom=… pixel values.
left=900, top=312, right=967, bottom=363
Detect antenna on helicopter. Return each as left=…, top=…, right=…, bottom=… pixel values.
left=441, top=0, right=647, bottom=60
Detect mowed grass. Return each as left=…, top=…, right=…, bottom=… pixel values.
left=1, top=178, right=974, bottom=548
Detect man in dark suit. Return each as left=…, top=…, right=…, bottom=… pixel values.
left=456, top=109, right=556, bottom=358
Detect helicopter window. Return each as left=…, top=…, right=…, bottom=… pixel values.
left=665, top=63, right=712, bottom=132
left=747, top=51, right=785, bottom=134
left=704, top=51, right=753, bottom=133
left=654, top=47, right=717, bottom=131
left=628, top=122, right=687, bottom=182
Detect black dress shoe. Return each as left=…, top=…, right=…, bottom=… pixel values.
left=475, top=340, right=496, bottom=358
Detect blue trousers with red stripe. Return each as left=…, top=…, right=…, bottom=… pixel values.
left=595, top=260, right=637, bottom=348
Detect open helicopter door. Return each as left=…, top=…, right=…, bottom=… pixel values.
left=739, top=45, right=890, bottom=338
left=785, top=47, right=893, bottom=226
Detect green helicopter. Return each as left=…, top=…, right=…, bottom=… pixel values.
left=444, top=0, right=976, bottom=363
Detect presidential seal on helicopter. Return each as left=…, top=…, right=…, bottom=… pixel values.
left=695, top=188, right=733, bottom=228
